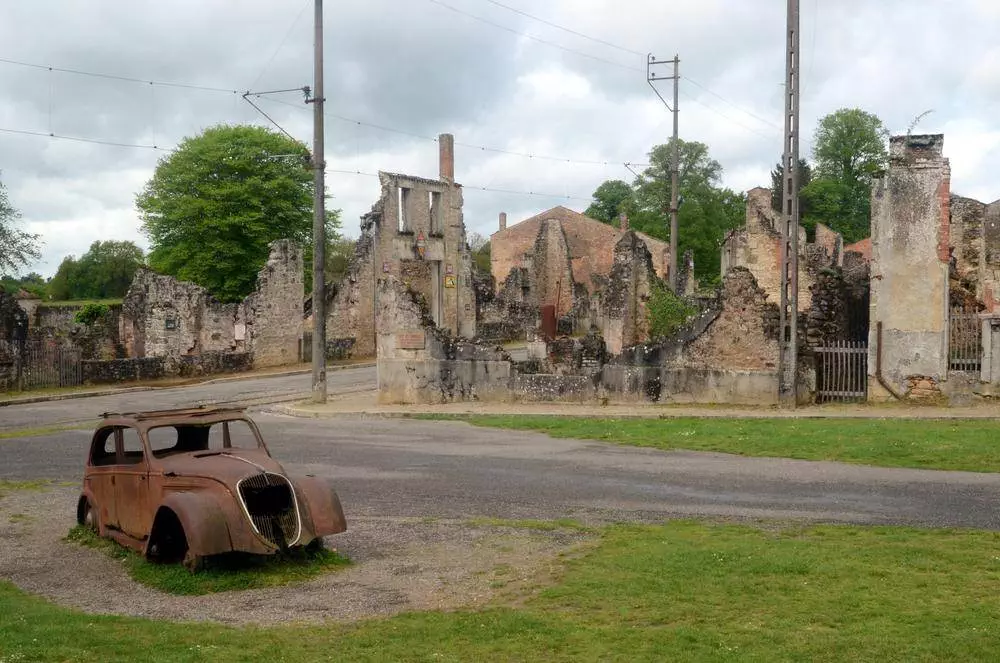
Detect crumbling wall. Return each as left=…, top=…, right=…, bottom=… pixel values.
left=685, top=266, right=780, bottom=371
left=241, top=239, right=304, bottom=368
left=598, top=232, right=658, bottom=355
left=121, top=240, right=303, bottom=368
left=869, top=134, right=950, bottom=400
left=532, top=219, right=576, bottom=319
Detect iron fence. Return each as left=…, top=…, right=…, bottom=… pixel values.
left=949, top=306, right=982, bottom=372
left=0, top=340, right=82, bottom=391
left=814, top=340, right=868, bottom=403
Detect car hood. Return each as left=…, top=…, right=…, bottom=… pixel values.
left=156, top=450, right=285, bottom=484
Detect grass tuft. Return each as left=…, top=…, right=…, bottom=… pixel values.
left=64, top=526, right=350, bottom=595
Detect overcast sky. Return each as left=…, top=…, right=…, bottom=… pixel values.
left=1, top=0, right=998, bottom=277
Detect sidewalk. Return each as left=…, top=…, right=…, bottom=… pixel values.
left=270, top=389, right=1000, bottom=420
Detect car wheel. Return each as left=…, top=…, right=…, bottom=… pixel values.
left=305, top=537, right=325, bottom=554
left=183, top=552, right=204, bottom=574
left=81, top=499, right=99, bottom=532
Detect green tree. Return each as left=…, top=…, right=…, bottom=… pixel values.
left=137, top=124, right=340, bottom=302
left=47, top=241, right=144, bottom=300
left=0, top=175, right=41, bottom=276
left=769, top=158, right=812, bottom=213
left=802, top=108, right=888, bottom=243
left=584, top=180, right=633, bottom=224
left=467, top=232, right=491, bottom=274
left=631, top=139, right=745, bottom=282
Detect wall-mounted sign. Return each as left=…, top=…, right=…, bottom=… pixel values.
left=446, top=264, right=454, bottom=275
left=444, top=274, right=457, bottom=289
left=382, top=262, right=391, bottom=273
left=165, top=318, right=177, bottom=330
left=397, top=330, right=426, bottom=350
left=415, top=231, right=426, bottom=259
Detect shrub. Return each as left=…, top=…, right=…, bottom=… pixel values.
left=74, top=303, right=110, bottom=326
left=647, top=280, right=696, bottom=339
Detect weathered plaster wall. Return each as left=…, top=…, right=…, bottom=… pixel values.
left=869, top=134, right=951, bottom=399
left=241, top=239, right=304, bottom=368
left=328, top=136, right=476, bottom=357
left=597, top=232, right=658, bottom=355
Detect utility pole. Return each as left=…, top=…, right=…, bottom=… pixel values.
left=778, top=0, right=800, bottom=406
left=307, top=0, right=327, bottom=403
left=647, top=54, right=680, bottom=293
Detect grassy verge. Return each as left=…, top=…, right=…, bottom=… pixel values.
left=38, top=298, right=123, bottom=308
left=3, top=521, right=1000, bottom=661
left=429, top=415, right=1000, bottom=473
left=64, top=526, right=350, bottom=595
left=0, top=422, right=94, bottom=440
left=0, top=479, right=58, bottom=498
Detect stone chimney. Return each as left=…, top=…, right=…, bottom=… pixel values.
left=619, top=212, right=629, bottom=231
left=439, top=133, right=455, bottom=181
left=499, top=212, right=507, bottom=231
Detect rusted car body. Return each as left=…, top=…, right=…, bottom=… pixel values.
left=77, top=406, right=346, bottom=569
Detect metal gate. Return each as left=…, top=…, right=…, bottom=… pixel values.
left=949, top=306, right=982, bottom=372
left=815, top=340, right=868, bottom=402
left=1, top=340, right=82, bottom=391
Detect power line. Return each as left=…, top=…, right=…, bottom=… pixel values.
left=248, top=0, right=311, bottom=91
left=0, top=57, right=239, bottom=94
left=478, top=0, right=645, bottom=57
left=680, top=91, right=777, bottom=140
left=0, top=126, right=173, bottom=151
left=683, top=76, right=782, bottom=130
left=423, top=0, right=643, bottom=72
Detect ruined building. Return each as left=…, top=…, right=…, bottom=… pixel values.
left=326, top=134, right=476, bottom=358
left=121, top=239, right=304, bottom=370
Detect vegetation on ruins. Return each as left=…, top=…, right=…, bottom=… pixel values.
left=48, top=240, right=144, bottom=301
left=0, top=174, right=40, bottom=276
left=468, top=232, right=491, bottom=274
left=584, top=139, right=744, bottom=284
left=72, top=302, right=111, bottom=327
left=136, top=124, right=340, bottom=302
left=646, top=280, right=697, bottom=339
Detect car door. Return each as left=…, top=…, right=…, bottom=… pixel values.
left=114, top=425, right=154, bottom=541
left=86, top=427, right=119, bottom=530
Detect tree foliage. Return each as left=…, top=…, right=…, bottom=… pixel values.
left=0, top=272, right=46, bottom=298
left=137, top=124, right=340, bottom=302
left=585, top=139, right=744, bottom=283
left=647, top=279, right=697, bottom=339
left=769, top=159, right=812, bottom=213
left=801, top=108, right=888, bottom=243
left=467, top=232, right=491, bottom=274
left=48, top=240, right=144, bottom=301
left=0, top=175, right=41, bottom=276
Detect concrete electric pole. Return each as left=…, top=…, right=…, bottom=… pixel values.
left=307, top=0, right=327, bottom=403
left=778, top=0, right=800, bottom=406
left=647, top=54, right=680, bottom=293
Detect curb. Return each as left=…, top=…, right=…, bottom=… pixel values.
left=0, top=361, right=376, bottom=407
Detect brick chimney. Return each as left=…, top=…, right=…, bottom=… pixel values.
left=499, top=212, right=507, bottom=231
left=439, top=133, right=455, bottom=181
left=619, top=212, right=629, bottom=231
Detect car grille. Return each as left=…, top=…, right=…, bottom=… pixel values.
left=237, top=472, right=301, bottom=548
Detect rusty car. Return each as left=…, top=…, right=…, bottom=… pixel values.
left=77, top=406, right=346, bottom=570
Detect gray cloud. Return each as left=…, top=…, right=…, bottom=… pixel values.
left=1, top=0, right=998, bottom=277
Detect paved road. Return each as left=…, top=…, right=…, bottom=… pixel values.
left=5, top=413, right=1000, bottom=530
left=0, top=366, right=375, bottom=432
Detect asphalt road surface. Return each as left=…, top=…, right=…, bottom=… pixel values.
left=0, top=365, right=376, bottom=432
left=4, top=410, right=1000, bottom=530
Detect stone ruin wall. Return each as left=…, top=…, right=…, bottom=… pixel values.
left=121, top=239, right=303, bottom=369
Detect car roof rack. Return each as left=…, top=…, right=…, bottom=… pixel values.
left=99, top=405, right=248, bottom=420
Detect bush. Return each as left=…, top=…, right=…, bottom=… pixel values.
left=74, top=303, right=110, bottom=326
left=647, top=281, right=696, bottom=339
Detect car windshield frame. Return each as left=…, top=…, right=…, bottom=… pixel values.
left=144, top=417, right=268, bottom=460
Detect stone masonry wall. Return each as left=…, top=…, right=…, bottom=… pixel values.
left=241, top=239, right=304, bottom=368
left=598, top=232, right=658, bottom=355
left=869, top=134, right=951, bottom=400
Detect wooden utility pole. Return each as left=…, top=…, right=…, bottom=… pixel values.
left=308, top=0, right=327, bottom=403
left=778, top=0, right=800, bottom=406
left=647, top=54, right=680, bottom=293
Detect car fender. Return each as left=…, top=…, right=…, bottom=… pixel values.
left=155, top=491, right=235, bottom=557
left=290, top=475, right=347, bottom=537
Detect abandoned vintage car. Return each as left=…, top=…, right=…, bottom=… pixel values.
left=77, top=406, right=346, bottom=569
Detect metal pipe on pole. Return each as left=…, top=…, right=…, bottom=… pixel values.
left=310, top=0, right=327, bottom=403
left=669, top=54, right=679, bottom=294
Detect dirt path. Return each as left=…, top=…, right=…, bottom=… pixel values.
left=0, top=485, right=590, bottom=625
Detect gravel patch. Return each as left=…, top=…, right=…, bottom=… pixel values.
left=0, top=485, right=591, bottom=625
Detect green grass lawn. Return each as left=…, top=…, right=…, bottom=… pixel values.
left=64, top=526, right=350, bottom=595
left=436, top=416, right=1000, bottom=473
left=2, top=521, right=1000, bottom=661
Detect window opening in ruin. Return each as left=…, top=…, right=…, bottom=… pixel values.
left=430, top=191, right=442, bottom=235
left=398, top=187, right=412, bottom=233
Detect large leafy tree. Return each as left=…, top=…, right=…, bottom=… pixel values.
left=800, top=108, right=888, bottom=243
left=0, top=175, right=41, bottom=276
left=584, top=180, right=633, bottom=224
left=137, top=124, right=339, bottom=302
left=48, top=240, right=145, bottom=301
left=585, top=139, right=744, bottom=283
left=769, top=158, right=812, bottom=213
